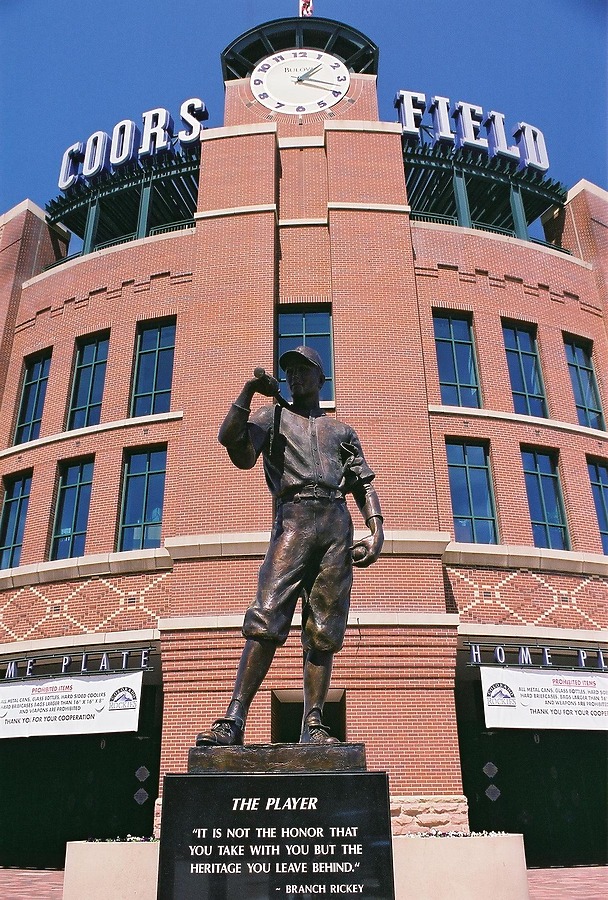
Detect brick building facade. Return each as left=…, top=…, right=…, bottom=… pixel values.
left=0, top=16, right=606, bottom=869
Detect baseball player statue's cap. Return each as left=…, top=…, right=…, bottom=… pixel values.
left=279, top=345, right=326, bottom=384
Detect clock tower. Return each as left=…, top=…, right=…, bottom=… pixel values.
left=220, top=16, right=380, bottom=130
left=192, top=17, right=457, bottom=821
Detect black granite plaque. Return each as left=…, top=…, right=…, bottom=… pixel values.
left=158, top=772, right=395, bottom=899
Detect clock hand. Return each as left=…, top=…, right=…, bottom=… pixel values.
left=295, top=63, right=322, bottom=82
left=296, top=78, right=341, bottom=88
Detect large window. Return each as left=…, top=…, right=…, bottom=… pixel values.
left=14, top=351, right=52, bottom=444
left=50, top=459, right=94, bottom=560
left=119, top=447, right=166, bottom=551
left=503, top=323, right=547, bottom=417
left=278, top=308, right=334, bottom=403
left=521, top=448, right=569, bottom=550
left=68, top=333, right=109, bottom=430
left=446, top=441, right=497, bottom=543
left=564, top=337, right=604, bottom=430
left=131, top=320, right=176, bottom=417
left=0, top=473, right=32, bottom=569
left=433, top=312, right=480, bottom=407
left=588, top=459, right=608, bottom=554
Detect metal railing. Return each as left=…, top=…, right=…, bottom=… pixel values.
left=410, top=211, right=458, bottom=226
left=93, top=233, right=137, bottom=251
left=149, top=219, right=195, bottom=236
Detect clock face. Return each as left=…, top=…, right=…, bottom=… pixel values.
left=250, top=49, right=351, bottom=115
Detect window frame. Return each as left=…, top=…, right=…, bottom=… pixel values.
left=563, top=335, right=605, bottom=430
left=130, top=318, right=176, bottom=418
left=446, top=440, right=498, bottom=544
left=502, top=321, right=547, bottom=417
left=521, top=447, right=569, bottom=550
left=0, top=471, right=32, bottom=569
left=67, top=331, right=110, bottom=430
left=433, top=311, right=481, bottom=408
left=118, top=445, right=167, bottom=552
left=587, top=458, right=608, bottom=554
left=50, top=458, right=95, bottom=561
left=277, top=305, right=334, bottom=405
left=14, top=349, right=52, bottom=445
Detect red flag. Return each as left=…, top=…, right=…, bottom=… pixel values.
left=299, top=0, right=313, bottom=16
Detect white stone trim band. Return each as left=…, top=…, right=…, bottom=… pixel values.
left=0, top=411, right=184, bottom=461
left=2, top=531, right=607, bottom=590
left=444, top=541, right=608, bottom=575
left=429, top=404, right=608, bottom=441
left=328, top=202, right=411, bottom=213
left=412, top=220, right=593, bottom=267
left=279, top=218, right=328, bottom=227
left=22, top=229, right=196, bottom=289
left=158, top=612, right=460, bottom=632
left=278, top=136, right=325, bottom=149
left=0, top=628, right=160, bottom=657
left=324, top=120, right=403, bottom=134
left=200, top=122, right=278, bottom=141
left=194, top=204, right=277, bottom=221
left=458, top=622, right=608, bottom=645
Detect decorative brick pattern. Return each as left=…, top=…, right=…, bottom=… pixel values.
left=0, top=571, right=170, bottom=642
left=447, top=566, right=608, bottom=630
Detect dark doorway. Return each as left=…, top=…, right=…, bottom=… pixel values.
left=271, top=691, right=346, bottom=743
left=456, top=675, right=608, bottom=867
left=0, top=685, right=162, bottom=868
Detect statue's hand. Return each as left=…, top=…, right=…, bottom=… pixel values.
left=250, top=369, right=281, bottom=397
left=351, top=525, right=384, bottom=568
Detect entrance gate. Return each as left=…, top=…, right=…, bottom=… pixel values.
left=457, top=679, right=608, bottom=867
left=0, top=685, right=161, bottom=868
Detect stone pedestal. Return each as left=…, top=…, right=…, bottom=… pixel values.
left=188, top=742, right=367, bottom=774
left=158, top=743, right=395, bottom=898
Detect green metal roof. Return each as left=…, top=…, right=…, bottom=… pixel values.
left=403, top=140, right=567, bottom=232
left=46, top=149, right=200, bottom=246
left=221, top=17, right=379, bottom=81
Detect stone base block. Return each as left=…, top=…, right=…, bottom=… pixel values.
left=63, top=833, right=529, bottom=900
left=188, top=741, right=367, bottom=773
left=392, top=834, right=529, bottom=899
left=62, top=840, right=159, bottom=900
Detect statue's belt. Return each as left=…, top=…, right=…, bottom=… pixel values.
left=279, top=484, right=345, bottom=504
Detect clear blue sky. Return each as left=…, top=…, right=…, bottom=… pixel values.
left=1, top=0, right=606, bottom=213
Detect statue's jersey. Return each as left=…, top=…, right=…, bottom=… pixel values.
left=236, top=405, right=376, bottom=500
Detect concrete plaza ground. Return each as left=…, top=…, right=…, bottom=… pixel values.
left=0, top=865, right=607, bottom=899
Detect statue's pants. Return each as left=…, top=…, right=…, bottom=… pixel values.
left=242, top=497, right=353, bottom=653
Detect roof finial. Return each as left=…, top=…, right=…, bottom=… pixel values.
left=299, top=0, right=313, bottom=16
